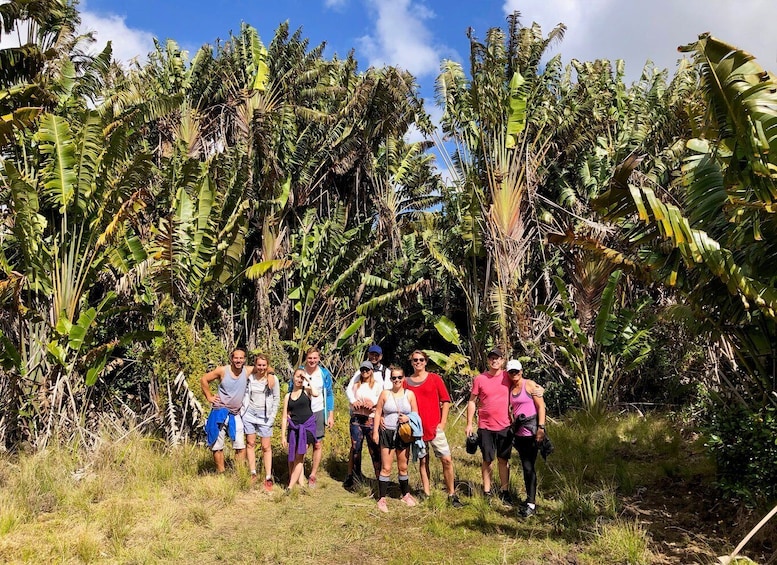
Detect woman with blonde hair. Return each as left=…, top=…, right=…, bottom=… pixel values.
left=344, top=361, right=382, bottom=486
left=243, top=353, right=280, bottom=491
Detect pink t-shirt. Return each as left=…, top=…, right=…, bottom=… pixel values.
left=471, top=370, right=511, bottom=431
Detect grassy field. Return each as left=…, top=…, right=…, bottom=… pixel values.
left=0, top=404, right=767, bottom=564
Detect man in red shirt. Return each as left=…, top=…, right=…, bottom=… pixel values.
left=465, top=348, right=514, bottom=503
left=404, top=350, right=463, bottom=508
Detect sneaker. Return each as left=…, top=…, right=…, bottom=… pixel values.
left=250, top=473, right=257, bottom=484
left=342, top=474, right=355, bottom=489
left=519, top=504, right=536, bottom=517
left=499, top=490, right=517, bottom=506
left=377, top=497, right=389, bottom=513
left=308, top=475, right=317, bottom=489
left=401, top=493, right=418, bottom=507
left=263, top=478, right=273, bottom=493
left=449, top=494, right=464, bottom=508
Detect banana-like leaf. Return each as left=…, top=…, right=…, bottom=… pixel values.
left=36, top=114, right=78, bottom=212
left=434, top=315, right=462, bottom=346
left=594, top=270, right=622, bottom=346
left=336, top=316, right=366, bottom=349
left=506, top=70, right=527, bottom=149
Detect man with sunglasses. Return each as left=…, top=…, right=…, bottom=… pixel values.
left=404, top=350, right=464, bottom=508
left=465, top=347, right=514, bottom=504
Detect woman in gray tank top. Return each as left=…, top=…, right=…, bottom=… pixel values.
left=371, top=367, right=419, bottom=512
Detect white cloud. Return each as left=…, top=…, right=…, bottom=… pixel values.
left=324, top=0, right=349, bottom=8
left=358, top=0, right=444, bottom=77
left=78, top=4, right=156, bottom=67
left=503, top=0, right=777, bottom=80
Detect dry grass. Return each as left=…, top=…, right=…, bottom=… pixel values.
left=0, top=408, right=736, bottom=564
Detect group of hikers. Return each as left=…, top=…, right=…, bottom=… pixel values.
left=201, top=344, right=547, bottom=517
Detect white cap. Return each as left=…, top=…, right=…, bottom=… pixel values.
left=506, top=359, right=523, bottom=372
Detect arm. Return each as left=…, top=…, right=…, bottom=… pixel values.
left=280, top=394, right=290, bottom=449
left=372, top=392, right=386, bottom=443
left=530, top=381, right=547, bottom=441
left=323, top=368, right=335, bottom=426
left=200, top=366, right=225, bottom=405
left=465, top=393, right=478, bottom=436
left=439, top=400, right=451, bottom=431
left=268, top=377, right=281, bottom=423
left=346, top=372, right=360, bottom=405
left=408, top=390, right=418, bottom=414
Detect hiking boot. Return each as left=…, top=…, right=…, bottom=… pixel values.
left=263, top=478, right=274, bottom=493
left=342, top=474, right=355, bottom=489
left=401, top=493, right=418, bottom=507
left=449, top=494, right=464, bottom=508
left=377, top=497, right=389, bottom=513
left=519, top=504, right=536, bottom=517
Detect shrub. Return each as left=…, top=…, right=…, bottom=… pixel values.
left=706, top=402, right=777, bottom=504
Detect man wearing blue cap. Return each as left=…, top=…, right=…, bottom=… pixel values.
left=343, top=344, right=390, bottom=488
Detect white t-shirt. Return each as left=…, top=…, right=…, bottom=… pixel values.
left=345, top=364, right=391, bottom=399
left=306, top=367, right=325, bottom=413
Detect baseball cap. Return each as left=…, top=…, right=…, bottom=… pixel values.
left=506, top=359, right=523, bottom=372
left=367, top=344, right=383, bottom=354
left=359, top=361, right=374, bottom=371
left=487, top=348, right=504, bottom=358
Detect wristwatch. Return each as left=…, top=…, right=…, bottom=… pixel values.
left=538, top=424, right=546, bottom=430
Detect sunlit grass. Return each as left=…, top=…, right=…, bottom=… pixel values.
left=0, top=411, right=722, bottom=563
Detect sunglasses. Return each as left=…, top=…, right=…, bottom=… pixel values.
left=389, top=376, right=404, bottom=381
left=411, top=358, right=426, bottom=362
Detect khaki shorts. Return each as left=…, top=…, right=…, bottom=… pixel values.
left=425, top=428, right=451, bottom=458
left=212, top=414, right=245, bottom=451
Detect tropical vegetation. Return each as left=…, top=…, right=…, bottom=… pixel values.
left=1, top=0, right=776, bottom=561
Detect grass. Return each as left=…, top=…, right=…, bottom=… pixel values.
left=0, top=406, right=736, bottom=564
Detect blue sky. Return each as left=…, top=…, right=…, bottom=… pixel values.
left=7, top=0, right=777, bottom=136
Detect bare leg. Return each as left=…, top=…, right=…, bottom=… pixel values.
left=246, top=434, right=257, bottom=474
left=261, top=436, right=273, bottom=479
left=235, top=448, right=246, bottom=466
left=310, top=440, right=323, bottom=478
left=288, top=455, right=306, bottom=488
left=481, top=460, right=493, bottom=493
left=419, top=455, right=431, bottom=495
left=497, top=457, right=510, bottom=491
left=441, top=455, right=455, bottom=495
left=214, top=450, right=225, bottom=473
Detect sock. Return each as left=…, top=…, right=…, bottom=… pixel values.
left=379, top=475, right=389, bottom=498
left=399, top=475, right=410, bottom=496
left=527, top=502, right=536, bottom=509
left=265, top=475, right=271, bottom=481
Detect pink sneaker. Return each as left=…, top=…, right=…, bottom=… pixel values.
left=308, top=475, right=317, bottom=489
left=263, top=478, right=273, bottom=493
left=401, top=493, right=417, bottom=507
left=377, top=497, right=388, bottom=513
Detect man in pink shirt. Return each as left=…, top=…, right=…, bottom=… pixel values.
left=465, top=348, right=513, bottom=503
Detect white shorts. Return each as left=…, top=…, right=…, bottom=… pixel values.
left=426, top=428, right=451, bottom=458
left=244, top=417, right=273, bottom=438
left=212, top=414, right=245, bottom=451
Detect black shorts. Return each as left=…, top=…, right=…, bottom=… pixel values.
left=478, top=427, right=512, bottom=462
left=378, top=428, right=411, bottom=451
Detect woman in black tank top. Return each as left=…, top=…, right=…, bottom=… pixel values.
left=281, top=370, right=319, bottom=489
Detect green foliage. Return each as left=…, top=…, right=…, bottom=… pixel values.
left=706, top=402, right=777, bottom=504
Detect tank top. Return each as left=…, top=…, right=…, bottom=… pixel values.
left=382, top=390, right=411, bottom=430
left=219, top=365, right=247, bottom=413
left=287, top=391, right=313, bottom=425
left=509, top=382, right=537, bottom=438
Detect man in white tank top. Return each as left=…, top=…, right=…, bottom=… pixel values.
left=201, top=347, right=249, bottom=473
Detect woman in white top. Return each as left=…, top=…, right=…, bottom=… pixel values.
left=243, top=353, right=280, bottom=492
left=344, top=361, right=383, bottom=487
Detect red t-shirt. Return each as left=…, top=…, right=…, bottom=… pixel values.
left=404, top=372, right=451, bottom=441
left=471, top=370, right=511, bottom=431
